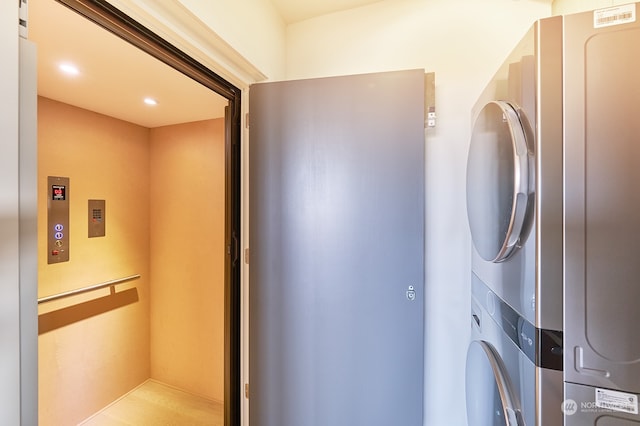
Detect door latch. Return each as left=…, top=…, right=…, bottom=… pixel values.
left=406, top=285, right=416, bottom=301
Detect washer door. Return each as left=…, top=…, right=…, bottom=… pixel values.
left=466, top=101, right=534, bottom=262
left=466, top=340, right=524, bottom=426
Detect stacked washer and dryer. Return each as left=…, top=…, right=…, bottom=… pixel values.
left=465, top=4, right=640, bottom=425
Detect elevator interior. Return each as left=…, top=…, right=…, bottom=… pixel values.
left=30, top=0, right=229, bottom=424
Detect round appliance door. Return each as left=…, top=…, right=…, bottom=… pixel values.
left=465, top=340, right=524, bottom=426
left=466, top=101, right=533, bottom=263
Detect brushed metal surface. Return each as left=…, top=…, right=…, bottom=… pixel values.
left=249, top=70, right=425, bottom=426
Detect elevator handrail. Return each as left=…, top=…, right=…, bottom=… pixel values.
left=37, top=274, right=141, bottom=305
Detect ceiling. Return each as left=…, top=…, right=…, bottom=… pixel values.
left=29, top=0, right=384, bottom=128
left=34, top=0, right=545, bottom=127
left=29, top=0, right=228, bottom=128
left=271, top=0, right=384, bottom=24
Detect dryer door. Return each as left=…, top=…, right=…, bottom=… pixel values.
left=466, top=340, right=524, bottom=426
left=466, top=101, right=533, bottom=262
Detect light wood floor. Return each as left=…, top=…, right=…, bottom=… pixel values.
left=80, top=380, right=223, bottom=426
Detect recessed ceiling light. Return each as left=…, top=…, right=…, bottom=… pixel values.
left=58, top=63, right=80, bottom=76
left=144, top=97, right=158, bottom=106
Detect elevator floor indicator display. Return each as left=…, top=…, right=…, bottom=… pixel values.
left=52, top=185, right=66, bottom=200
left=48, top=176, right=70, bottom=264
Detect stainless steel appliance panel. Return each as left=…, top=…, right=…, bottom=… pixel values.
left=468, top=17, right=564, bottom=333
left=467, top=274, right=563, bottom=426
left=564, top=4, right=640, bottom=395
left=565, top=382, right=640, bottom=425
left=466, top=15, right=564, bottom=426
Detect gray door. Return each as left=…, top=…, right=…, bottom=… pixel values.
left=249, top=70, right=425, bottom=426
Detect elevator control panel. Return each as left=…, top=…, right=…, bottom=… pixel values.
left=47, top=176, right=70, bottom=264
left=88, top=199, right=106, bottom=238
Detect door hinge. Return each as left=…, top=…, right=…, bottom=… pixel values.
left=245, top=383, right=249, bottom=399
left=425, top=72, right=436, bottom=128
left=245, top=112, right=249, bottom=129
left=19, top=0, right=28, bottom=38
left=244, top=248, right=250, bottom=264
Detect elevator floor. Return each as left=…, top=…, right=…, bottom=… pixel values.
left=79, top=379, right=223, bottom=425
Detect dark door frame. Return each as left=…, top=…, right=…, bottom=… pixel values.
left=53, top=1, right=242, bottom=424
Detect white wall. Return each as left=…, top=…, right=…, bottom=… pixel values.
left=0, top=1, right=22, bottom=424
left=176, top=0, right=287, bottom=81
left=285, top=1, right=551, bottom=424
left=554, top=0, right=632, bottom=15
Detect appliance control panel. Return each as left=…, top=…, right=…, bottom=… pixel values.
left=47, top=176, right=69, bottom=264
